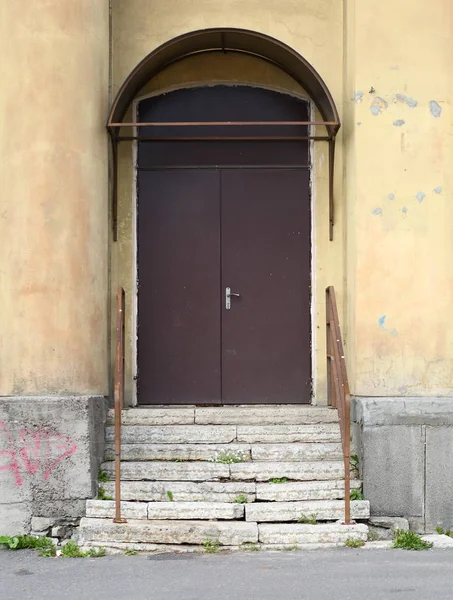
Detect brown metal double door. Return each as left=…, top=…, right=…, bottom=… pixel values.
left=138, top=168, right=311, bottom=405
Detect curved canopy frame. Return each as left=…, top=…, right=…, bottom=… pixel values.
left=108, top=28, right=340, bottom=240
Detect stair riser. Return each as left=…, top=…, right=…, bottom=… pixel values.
left=104, top=444, right=252, bottom=462
left=104, top=442, right=342, bottom=462
left=245, top=500, right=370, bottom=522
left=101, top=460, right=347, bottom=482
left=79, top=518, right=258, bottom=546
left=105, top=426, right=237, bottom=444
left=106, top=424, right=340, bottom=444
left=86, top=500, right=245, bottom=520
left=102, top=481, right=256, bottom=503
left=256, top=480, right=361, bottom=502
left=258, top=523, right=368, bottom=545
left=107, top=407, right=338, bottom=427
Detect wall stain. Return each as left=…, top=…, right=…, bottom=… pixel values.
left=402, top=206, right=408, bottom=215
left=372, top=207, right=383, bottom=215
left=429, top=100, right=442, bottom=118
left=393, top=119, right=405, bottom=127
left=416, top=192, right=425, bottom=203
left=434, top=186, right=442, bottom=194
left=388, top=193, right=395, bottom=200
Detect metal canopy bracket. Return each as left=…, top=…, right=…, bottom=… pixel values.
left=107, top=28, right=341, bottom=241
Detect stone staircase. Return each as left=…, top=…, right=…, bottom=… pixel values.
left=78, top=406, right=369, bottom=553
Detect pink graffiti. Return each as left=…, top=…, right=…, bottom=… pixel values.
left=0, top=422, right=77, bottom=486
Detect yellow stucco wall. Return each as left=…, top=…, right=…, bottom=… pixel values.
left=3, top=0, right=449, bottom=401
left=0, top=1, right=110, bottom=395
left=111, top=1, right=345, bottom=404
left=345, top=0, right=453, bottom=396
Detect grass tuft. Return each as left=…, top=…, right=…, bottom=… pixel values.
left=345, top=538, right=365, bottom=548
left=392, top=530, right=433, bottom=551
left=297, top=513, right=317, bottom=525
left=203, top=540, right=220, bottom=553
left=211, top=450, right=245, bottom=464
left=98, top=469, right=110, bottom=483
left=233, top=494, right=248, bottom=504
left=98, top=486, right=113, bottom=501
left=350, top=489, right=365, bottom=501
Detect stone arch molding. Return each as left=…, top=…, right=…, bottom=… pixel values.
left=108, top=28, right=340, bottom=239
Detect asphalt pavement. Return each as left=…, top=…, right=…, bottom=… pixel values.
left=1, top=547, right=453, bottom=600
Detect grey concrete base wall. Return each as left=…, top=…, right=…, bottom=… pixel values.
left=352, top=397, right=453, bottom=533
left=0, top=396, right=107, bottom=536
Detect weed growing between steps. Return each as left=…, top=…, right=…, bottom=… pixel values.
left=98, top=486, right=113, bottom=501
left=98, top=469, right=110, bottom=482
left=211, top=450, right=246, bottom=464
left=268, top=477, right=288, bottom=484
left=436, top=527, right=453, bottom=537
left=166, top=491, right=174, bottom=501
left=203, top=540, right=220, bottom=553
left=61, top=541, right=106, bottom=558
left=297, top=513, right=318, bottom=524
left=345, top=538, right=365, bottom=548
left=233, top=494, right=248, bottom=504
left=392, top=530, right=433, bottom=551
left=350, top=489, right=365, bottom=501
left=124, top=549, right=138, bottom=555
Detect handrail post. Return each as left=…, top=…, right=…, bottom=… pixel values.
left=326, top=286, right=352, bottom=526
left=113, top=287, right=127, bottom=524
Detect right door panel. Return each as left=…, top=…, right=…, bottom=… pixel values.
left=221, top=169, right=311, bottom=404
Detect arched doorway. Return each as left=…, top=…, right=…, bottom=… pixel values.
left=108, top=28, right=341, bottom=406
left=137, top=85, right=311, bottom=404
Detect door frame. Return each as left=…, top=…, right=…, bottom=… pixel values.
left=130, top=85, right=317, bottom=406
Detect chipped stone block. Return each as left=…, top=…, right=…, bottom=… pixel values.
left=79, top=518, right=258, bottom=546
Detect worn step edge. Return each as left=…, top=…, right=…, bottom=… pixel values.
left=79, top=518, right=258, bottom=545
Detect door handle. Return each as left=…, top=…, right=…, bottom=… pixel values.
left=225, top=287, right=240, bottom=310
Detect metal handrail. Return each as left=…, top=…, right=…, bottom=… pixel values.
left=113, top=287, right=127, bottom=524
left=326, top=286, right=351, bottom=524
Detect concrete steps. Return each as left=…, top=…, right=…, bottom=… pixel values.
left=84, top=406, right=369, bottom=553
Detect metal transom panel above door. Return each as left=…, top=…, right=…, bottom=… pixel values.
left=138, top=168, right=311, bottom=404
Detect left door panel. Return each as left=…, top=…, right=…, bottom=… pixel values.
left=137, top=170, right=221, bottom=404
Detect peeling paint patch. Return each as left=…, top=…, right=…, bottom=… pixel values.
left=434, top=186, right=442, bottom=194
left=390, top=329, right=398, bottom=336
left=370, top=97, right=388, bottom=116
left=372, top=207, right=382, bottom=215
left=378, top=315, right=387, bottom=329
left=406, top=97, right=417, bottom=108
left=416, top=192, right=425, bottom=203
left=402, top=206, right=408, bottom=215
left=429, top=100, right=442, bottom=118
left=393, top=119, right=405, bottom=127
left=388, top=193, right=395, bottom=200
left=395, top=93, right=407, bottom=102
left=354, top=91, right=363, bottom=103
